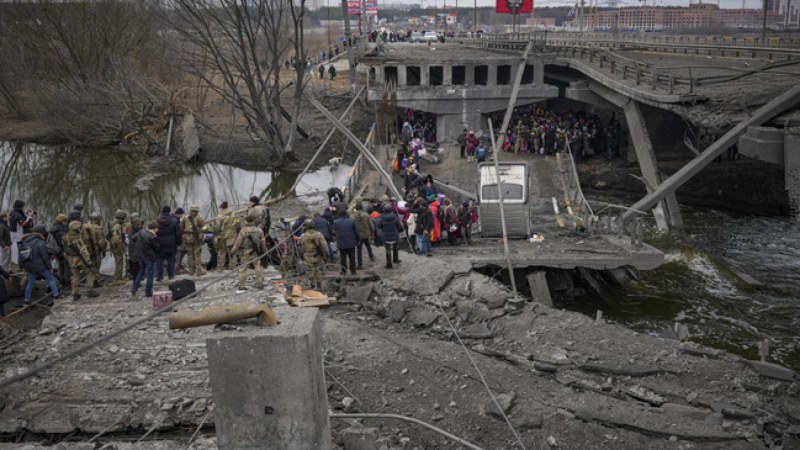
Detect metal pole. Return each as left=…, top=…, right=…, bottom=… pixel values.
left=341, top=0, right=357, bottom=93
left=487, top=119, right=518, bottom=296
left=474, top=0, right=477, bottom=33
left=762, top=0, right=768, bottom=46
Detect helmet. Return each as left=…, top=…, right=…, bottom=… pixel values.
left=303, top=219, right=315, bottom=230
left=33, top=224, right=47, bottom=235
left=382, top=204, right=393, bottom=213
left=115, top=209, right=127, bottom=220
left=68, top=221, right=82, bottom=231
left=73, top=203, right=84, bottom=211
left=190, top=205, right=200, bottom=213
left=89, top=212, right=102, bottom=222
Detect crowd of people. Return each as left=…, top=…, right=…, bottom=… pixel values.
left=400, top=109, right=437, bottom=144
left=288, top=183, right=477, bottom=286
left=480, top=105, right=624, bottom=163
left=0, top=197, right=274, bottom=315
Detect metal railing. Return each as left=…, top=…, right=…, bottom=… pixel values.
left=340, top=122, right=374, bottom=202
left=556, top=142, right=645, bottom=244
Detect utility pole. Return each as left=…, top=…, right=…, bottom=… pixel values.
left=474, top=0, right=478, bottom=33
left=786, top=0, right=792, bottom=27
left=340, top=0, right=357, bottom=93
left=762, top=0, right=768, bottom=45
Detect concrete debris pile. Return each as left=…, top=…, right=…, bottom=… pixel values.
left=0, top=270, right=283, bottom=442
left=322, top=250, right=800, bottom=449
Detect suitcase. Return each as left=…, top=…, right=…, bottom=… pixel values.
left=152, top=290, right=173, bottom=310
left=168, top=279, right=196, bottom=301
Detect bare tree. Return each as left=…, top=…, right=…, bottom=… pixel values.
left=167, top=0, right=309, bottom=161
left=0, top=0, right=179, bottom=148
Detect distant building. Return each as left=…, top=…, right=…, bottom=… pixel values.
left=565, top=3, right=783, bottom=31
left=525, top=17, right=557, bottom=28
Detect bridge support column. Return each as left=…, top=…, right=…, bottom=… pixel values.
left=624, top=100, right=683, bottom=231
left=465, top=64, right=475, bottom=85
left=437, top=109, right=482, bottom=143
left=534, top=63, right=544, bottom=85
left=786, top=128, right=800, bottom=221
left=398, top=64, right=407, bottom=86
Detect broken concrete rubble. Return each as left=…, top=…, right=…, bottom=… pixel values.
left=1, top=246, right=797, bottom=449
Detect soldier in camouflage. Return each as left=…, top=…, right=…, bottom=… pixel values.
left=213, top=202, right=238, bottom=272
left=230, top=215, right=267, bottom=290
left=110, top=210, right=128, bottom=285
left=83, top=212, right=107, bottom=276
left=300, top=219, right=329, bottom=289
left=63, top=220, right=97, bottom=300
left=180, top=205, right=207, bottom=276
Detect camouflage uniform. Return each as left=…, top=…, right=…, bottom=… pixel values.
left=110, top=210, right=127, bottom=284
left=180, top=205, right=206, bottom=276
left=231, top=217, right=267, bottom=289
left=300, top=220, right=329, bottom=288
left=63, top=221, right=96, bottom=299
left=83, top=213, right=107, bottom=275
left=213, top=208, right=238, bottom=271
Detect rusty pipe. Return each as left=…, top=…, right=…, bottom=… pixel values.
left=169, top=304, right=278, bottom=329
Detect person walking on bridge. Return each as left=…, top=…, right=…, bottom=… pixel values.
left=21, top=225, right=59, bottom=305
left=180, top=205, right=207, bottom=276
left=332, top=209, right=358, bottom=275
left=110, top=210, right=128, bottom=285
left=64, top=220, right=97, bottom=300
left=231, top=215, right=267, bottom=290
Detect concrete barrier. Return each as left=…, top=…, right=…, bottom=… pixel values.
left=206, top=307, right=331, bottom=450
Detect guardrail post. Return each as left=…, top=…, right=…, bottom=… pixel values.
left=651, top=72, right=656, bottom=91
left=610, top=61, right=615, bottom=75
left=599, top=56, right=603, bottom=68
left=688, top=67, right=694, bottom=94
left=668, top=76, right=674, bottom=94
left=635, top=68, right=641, bottom=85
left=622, top=66, right=627, bottom=80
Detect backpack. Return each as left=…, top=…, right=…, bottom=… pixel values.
left=46, top=233, right=61, bottom=255
left=241, top=230, right=262, bottom=252
left=18, top=240, right=32, bottom=263
left=436, top=205, right=446, bottom=225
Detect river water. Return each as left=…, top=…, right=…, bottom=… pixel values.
left=2, top=142, right=798, bottom=370
left=571, top=207, right=800, bottom=371
left=0, top=142, right=351, bottom=223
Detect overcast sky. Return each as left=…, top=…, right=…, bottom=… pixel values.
left=402, top=0, right=764, bottom=9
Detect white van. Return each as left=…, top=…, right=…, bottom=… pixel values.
left=476, top=162, right=530, bottom=238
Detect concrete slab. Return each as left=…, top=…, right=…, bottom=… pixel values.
left=206, top=307, right=332, bottom=450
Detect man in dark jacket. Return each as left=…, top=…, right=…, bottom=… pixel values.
left=377, top=204, right=402, bottom=269
left=156, top=206, right=181, bottom=281
left=411, top=199, right=433, bottom=256
left=312, top=211, right=335, bottom=262
left=132, top=221, right=160, bottom=298
left=49, top=214, right=70, bottom=287
left=0, top=211, right=11, bottom=270
left=67, top=203, right=84, bottom=224
left=10, top=200, right=33, bottom=265
left=127, top=213, right=143, bottom=279
left=0, top=262, right=11, bottom=316
left=10, top=199, right=33, bottom=235
left=21, top=225, right=59, bottom=305
left=331, top=210, right=359, bottom=275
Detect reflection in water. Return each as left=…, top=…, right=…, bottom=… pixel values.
left=0, top=142, right=351, bottom=223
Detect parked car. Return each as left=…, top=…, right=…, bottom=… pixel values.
left=423, top=31, right=439, bottom=42
left=410, top=32, right=423, bottom=42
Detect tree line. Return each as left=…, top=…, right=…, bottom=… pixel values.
left=0, top=0, right=310, bottom=161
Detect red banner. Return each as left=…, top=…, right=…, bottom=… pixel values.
left=347, top=0, right=361, bottom=15
left=496, top=0, right=533, bottom=14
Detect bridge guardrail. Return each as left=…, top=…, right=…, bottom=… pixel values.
left=340, top=122, right=374, bottom=203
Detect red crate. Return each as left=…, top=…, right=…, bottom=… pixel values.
left=152, top=290, right=173, bottom=310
